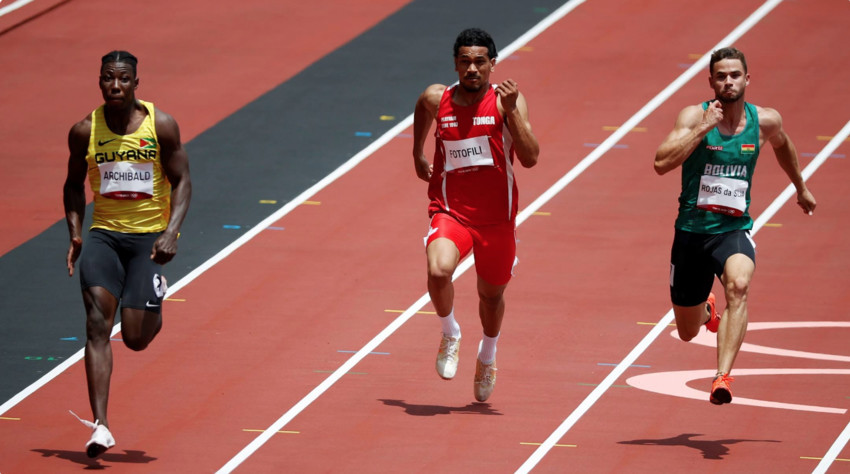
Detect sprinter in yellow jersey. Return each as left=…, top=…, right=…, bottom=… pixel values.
left=63, top=51, right=191, bottom=458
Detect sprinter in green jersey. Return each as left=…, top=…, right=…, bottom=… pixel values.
left=654, top=47, right=816, bottom=405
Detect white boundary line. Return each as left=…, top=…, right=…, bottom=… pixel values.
left=3, top=0, right=844, bottom=470
left=516, top=125, right=850, bottom=473
left=0, top=0, right=588, bottom=433
left=0, top=0, right=35, bottom=17
left=814, top=408, right=850, bottom=474
left=810, top=123, right=850, bottom=474
left=516, top=0, right=778, bottom=227
left=515, top=0, right=817, bottom=471
left=215, top=1, right=589, bottom=472
left=0, top=117, right=416, bottom=418
left=515, top=45, right=850, bottom=474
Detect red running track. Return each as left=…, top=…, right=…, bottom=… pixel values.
left=0, top=0, right=411, bottom=256
left=1, top=0, right=849, bottom=472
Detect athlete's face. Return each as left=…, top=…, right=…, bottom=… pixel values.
left=455, top=46, right=495, bottom=93
left=709, top=59, right=749, bottom=104
left=99, top=62, right=138, bottom=108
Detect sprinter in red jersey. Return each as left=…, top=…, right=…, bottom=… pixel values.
left=412, top=28, right=539, bottom=402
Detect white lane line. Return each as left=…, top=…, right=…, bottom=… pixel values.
left=809, top=123, right=850, bottom=474
left=814, top=412, right=850, bottom=474
left=0, top=0, right=588, bottom=446
left=215, top=1, right=590, bottom=472
left=517, top=121, right=849, bottom=472
left=0, top=110, right=416, bottom=418
left=1, top=0, right=592, bottom=421
left=516, top=129, right=850, bottom=471
left=517, top=0, right=777, bottom=226
left=0, top=0, right=35, bottom=17
left=514, top=0, right=835, bottom=470
left=0, top=0, right=592, bottom=421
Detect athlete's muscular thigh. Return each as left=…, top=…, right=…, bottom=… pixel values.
left=426, top=213, right=473, bottom=278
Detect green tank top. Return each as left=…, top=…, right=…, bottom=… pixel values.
left=674, top=101, right=760, bottom=234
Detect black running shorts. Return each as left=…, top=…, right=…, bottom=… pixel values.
left=669, top=228, right=756, bottom=307
left=78, top=229, right=167, bottom=313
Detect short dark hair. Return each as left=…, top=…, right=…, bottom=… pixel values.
left=453, top=28, right=498, bottom=60
left=710, top=47, right=747, bottom=75
left=101, top=50, right=138, bottom=75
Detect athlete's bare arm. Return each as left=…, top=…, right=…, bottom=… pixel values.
left=495, top=79, right=539, bottom=168
left=63, top=118, right=92, bottom=276
left=412, top=84, right=446, bottom=182
left=495, top=79, right=538, bottom=168
left=759, top=106, right=816, bottom=214
left=151, top=110, right=192, bottom=265
left=654, top=101, right=723, bottom=175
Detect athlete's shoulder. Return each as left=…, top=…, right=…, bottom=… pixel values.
left=69, top=112, right=93, bottom=140
left=753, top=103, right=780, bottom=122
left=153, top=106, right=177, bottom=128
left=67, top=112, right=93, bottom=155
left=674, top=103, right=706, bottom=129
left=150, top=103, right=181, bottom=139
left=753, top=104, right=782, bottom=135
left=416, top=84, right=448, bottom=115
left=423, top=83, right=448, bottom=101
left=424, top=83, right=448, bottom=94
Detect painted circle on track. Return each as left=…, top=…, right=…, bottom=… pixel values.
left=626, top=368, right=850, bottom=413
left=675, top=321, right=850, bottom=362
left=625, top=322, right=850, bottom=413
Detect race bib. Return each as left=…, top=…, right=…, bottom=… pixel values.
left=697, top=174, right=748, bottom=217
left=443, top=136, right=494, bottom=172
left=99, top=161, right=154, bottom=200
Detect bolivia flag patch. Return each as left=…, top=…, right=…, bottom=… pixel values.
left=140, top=137, right=158, bottom=149
left=741, top=144, right=755, bottom=154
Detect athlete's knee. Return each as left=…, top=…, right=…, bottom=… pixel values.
left=725, top=275, right=750, bottom=302
left=120, top=309, right=160, bottom=351
left=123, top=335, right=150, bottom=352
left=121, top=323, right=154, bottom=351
left=478, top=292, right=503, bottom=310
left=82, top=289, right=117, bottom=341
left=427, top=259, right=455, bottom=282
left=477, top=283, right=505, bottom=309
left=85, top=318, right=112, bottom=345
left=84, top=307, right=114, bottom=342
left=676, top=325, right=698, bottom=342
left=672, top=306, right=700, bottom=342
left=426, top=237, right=461, bottom=281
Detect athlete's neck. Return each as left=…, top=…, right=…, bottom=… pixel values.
left=104, top=100, right=145, bottom=136
left=716, top=98, right=746, bottom=136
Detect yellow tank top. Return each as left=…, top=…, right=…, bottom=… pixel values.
left=86, top=100, right=170, bottom=233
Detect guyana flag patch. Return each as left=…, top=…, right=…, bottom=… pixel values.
left=140, top=137, right=158, bottom=149
left=741, top=143, right=755, bottom=154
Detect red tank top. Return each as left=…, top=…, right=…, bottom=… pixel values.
left=428, top=85, right=517, bottom=225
